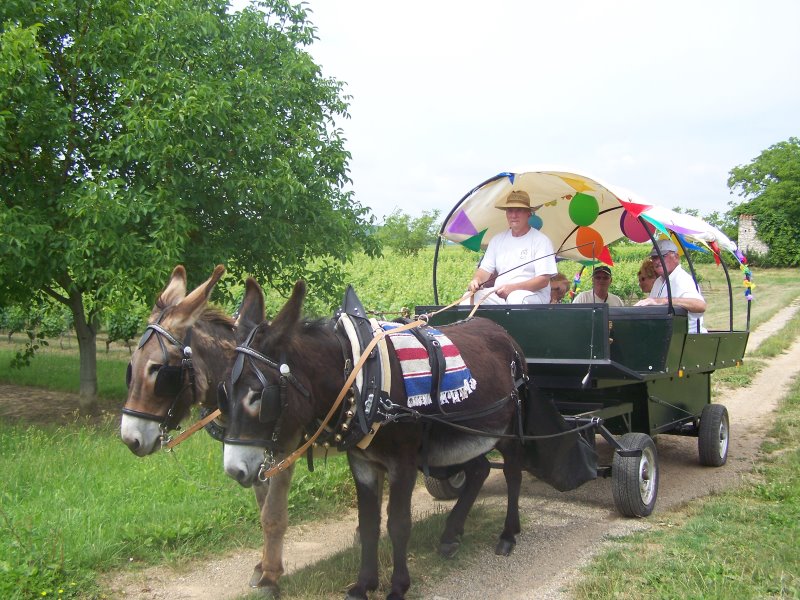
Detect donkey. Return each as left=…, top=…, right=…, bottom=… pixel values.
left=221, top=279, right=528, bottom=600
left=119, top=265, right=295, bottom=595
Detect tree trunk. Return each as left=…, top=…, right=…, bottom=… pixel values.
left=68, top=290, right=100, bottom=415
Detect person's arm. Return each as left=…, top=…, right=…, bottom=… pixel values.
left=468, top=267, right=495, bottom=293
left=635, top=295, right=706, bottom=313
left=495, top=274, right=552, bottom=299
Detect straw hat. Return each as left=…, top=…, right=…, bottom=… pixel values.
left=496, top=190, right=532, bottom=210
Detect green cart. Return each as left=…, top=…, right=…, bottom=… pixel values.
left=417, top=169, right=751, bottom=517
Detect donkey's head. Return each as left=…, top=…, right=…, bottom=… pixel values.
left=221, top=279, right=317, bottom=487
left=120, top=264, right=226, bottom=456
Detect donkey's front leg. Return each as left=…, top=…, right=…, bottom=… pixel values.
left=384, top=464, right=417, bottom=600
left=251, top=464, right=295, bottom=596
left=345, top=453, right=383, bottom=600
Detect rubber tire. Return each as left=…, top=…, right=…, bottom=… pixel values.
left=698, top=403, right=730, bottom=467
left=423, top=470, right=466, bottom=500
left=612, top=432, right=659, bottom=518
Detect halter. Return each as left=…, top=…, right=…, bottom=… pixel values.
left=219, top=325, right=310, bottom=454
left=121, top=320, right=196, bottom=434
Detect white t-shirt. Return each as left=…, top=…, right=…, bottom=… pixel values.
left=479, top=228, right=557, bottom=304
left=573, top=290, right=625, bottom=307
left=650, top=264, right=707, bottom=333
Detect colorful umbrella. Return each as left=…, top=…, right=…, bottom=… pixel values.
left=440, top=168, right=739, bottom=264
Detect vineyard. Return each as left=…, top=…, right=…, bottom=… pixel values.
left=0, top=240, right=749, bottom=349
left=265, top=241, right=748, bottom=330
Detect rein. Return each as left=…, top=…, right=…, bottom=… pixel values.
left=256, top=316, right=424, bottom=480
left=256, top=296, right=467, bottom=480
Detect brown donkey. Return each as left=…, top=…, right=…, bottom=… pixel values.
left=120, top=265, right=295, bottom=595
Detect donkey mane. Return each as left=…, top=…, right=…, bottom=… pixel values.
left=201, top=306, right=236, bottom=329
left=260, top=317, right=332, bottom=355
left=152, top=300, right=235, bottom=330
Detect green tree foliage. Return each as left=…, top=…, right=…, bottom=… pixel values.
left=0, top=0, right=378, bottom=412
left=728, top=137, right=800, bottom=267
left=375, top=209, right=441, bottom=256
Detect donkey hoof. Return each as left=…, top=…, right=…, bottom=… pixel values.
left=345, top=586, right=368, bottom=600
left=253, top=583, right=280, bottom=598
left=494, top=537, right=516, bottom=556
left=249, top=566, right=263, bottom=587
left=438, top=540, right=461, bottom=558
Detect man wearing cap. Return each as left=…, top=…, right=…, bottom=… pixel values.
left=572, top=265, right=624, bottom=306
left=635, top=239, right=707, bottom=333
left=464, top=189, right=557, bottom=305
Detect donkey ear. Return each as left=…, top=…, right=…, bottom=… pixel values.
left=171, top=264, right=226, bottom=328
left=235, top=277, right=266, bottom=336
left=152, top=265, right=187, bottom=318
left=270, top=280, right=306, bottom=340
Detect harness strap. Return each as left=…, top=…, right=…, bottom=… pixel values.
left=258, top=317, right=426, bottom=480
left=407, top=326, right=447, bottom=415
left=165, top=408, right=222, bottom=449
left=421, top=421, right=433, bottom=477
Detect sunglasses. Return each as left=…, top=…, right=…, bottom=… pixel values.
left=650, top=251, right=677, bottom=262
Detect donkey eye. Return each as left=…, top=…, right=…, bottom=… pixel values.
left=244, top=389, right=261, bottom=413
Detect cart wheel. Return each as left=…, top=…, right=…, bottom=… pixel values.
left=698, top=404, right=729, bottom=467
left=612, top=433, right=659, bottom=518
left=423, top=470, right=466, bottom=500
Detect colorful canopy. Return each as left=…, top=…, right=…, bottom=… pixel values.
left=440, top=168, right=741, bottom=265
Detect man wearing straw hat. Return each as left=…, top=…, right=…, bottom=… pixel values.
left=464, top=190, right=557, bottom=305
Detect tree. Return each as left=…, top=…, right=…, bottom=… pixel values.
left=376, top=209, right=441, bottom=256
left=728, top=137, right=800, bottom=266
left=0, top=0, right=378, bottom=413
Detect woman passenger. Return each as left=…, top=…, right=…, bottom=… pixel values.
left=550, top=273, right=570, bottom=303
left=637, top=259, right=657, bottom=294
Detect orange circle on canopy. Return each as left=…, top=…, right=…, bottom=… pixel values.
left=576, top=226, right=605, bottom=259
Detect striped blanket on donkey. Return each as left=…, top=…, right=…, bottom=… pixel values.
left=381, top=323, right=477, bottom=409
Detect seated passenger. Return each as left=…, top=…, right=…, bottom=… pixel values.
left=635, top=240, right=707, bottom=333
left=572, top=266, right=624, bottom=306
left=637, top=258, right=657, bottom=294
left=464, top=190, right=557, bottom=305
left=550, top=273, right=570, bottom=304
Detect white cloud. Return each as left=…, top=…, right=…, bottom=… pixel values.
left=231, top=0, right=800, bottom=220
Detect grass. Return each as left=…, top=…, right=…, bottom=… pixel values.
left=711, top=298, right=800, bottom=391
left=571, top=377, right=800, bottom=599
left=0, top=342, right=129, bottom=403
left=0, top=416, right=355, bottom=600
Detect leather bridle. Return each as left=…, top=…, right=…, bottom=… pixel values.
left=219, top=325, right=310, bottom=451
left=122, top=321, right=196, bottom=433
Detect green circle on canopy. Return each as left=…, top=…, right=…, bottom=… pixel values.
left=569, top=193, right=599, bottom=226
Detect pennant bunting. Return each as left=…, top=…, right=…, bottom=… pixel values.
left=617, top=197, right=652, bottom=217
left=446, top=210, right=479, bottom=236
left=459, top=229, right=487, bottom=252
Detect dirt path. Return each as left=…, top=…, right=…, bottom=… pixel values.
left=85, top=299, right=800, bottom=598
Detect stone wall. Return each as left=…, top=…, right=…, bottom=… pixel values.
left=738, top=214, right=769, bottom=255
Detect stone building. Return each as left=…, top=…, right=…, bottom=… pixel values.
left=738, top=214, right=769, bottom=255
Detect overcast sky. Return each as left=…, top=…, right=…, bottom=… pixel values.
left=234, top=1, right=800, bottom=221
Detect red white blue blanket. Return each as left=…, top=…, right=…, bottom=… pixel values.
left=381, top=323, right=477, bottom=408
